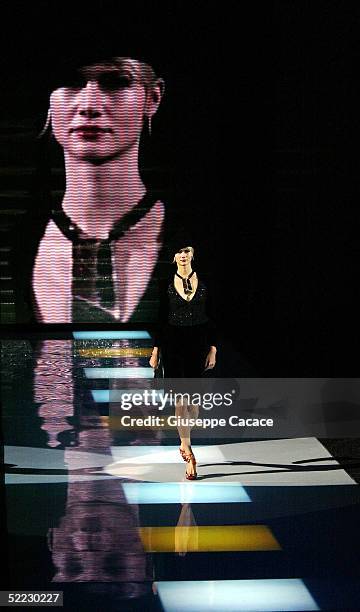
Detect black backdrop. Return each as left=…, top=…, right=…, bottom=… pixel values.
left=1, top=0, right=359, bottom=375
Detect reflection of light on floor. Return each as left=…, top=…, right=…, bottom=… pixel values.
left=92, top=389, right=165, bottom=402
left=120, top=482, right=251, bottom=504
left=6, top=469, right=152, bottom=485
left=76, top=347, right=152, bottom=357
left=110, top=445, right=225, bottom=464
left=156, top=579, right=320, bottom=611
left=103, top=464, right=152, bottom=477
left=72, top=331, right=151, bottom=339
left=6, top=474, right=116, bottom=484
left=84, top=367, right=154, bottom=378
left=140, top=525, right=280, bottom=552
left=4, top=445, right=152, bottom=484
left=5, top=445, right=112, bottom=469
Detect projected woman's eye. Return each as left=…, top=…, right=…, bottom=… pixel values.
left=98, top=72, right=134, bottom=89
left=60, top=71, right=134, bottom=92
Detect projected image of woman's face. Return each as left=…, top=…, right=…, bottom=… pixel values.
left=50, top=61, right=148, bottom=162
left=6, top=56, right=165, bottom=325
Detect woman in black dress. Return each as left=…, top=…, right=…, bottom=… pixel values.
left=149, top=243, right=217, bottom=479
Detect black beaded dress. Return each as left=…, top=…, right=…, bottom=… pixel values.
left=155, top=276, right=217, bottom=377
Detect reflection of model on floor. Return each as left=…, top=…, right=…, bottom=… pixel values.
left=45, top=402, right=197, bottom=593
left=35, top=341, right=152, bottom=588
left=34, top=338, right=197, bottom=595
left=47, top=419, right=156, bottom=604
left=175, top=503, right=198, bottom=556
left=150, top=243, right=217, bottom=479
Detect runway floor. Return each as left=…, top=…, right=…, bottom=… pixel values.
left=2, top=333, right=360, bottom=611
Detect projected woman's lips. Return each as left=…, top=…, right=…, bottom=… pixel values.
left=71, top=126, right=111, bottom=138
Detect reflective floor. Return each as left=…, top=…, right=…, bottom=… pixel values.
left=2, top=333, right=360, bottom=611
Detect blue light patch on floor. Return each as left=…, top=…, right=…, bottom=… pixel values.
left=73, top=330, right=151, bottom=339
left=84, top=367, right=154, bottom=379
left=122, top=482, right=251, bottom=504
left=91, top=389, right=165, bottom=403
left=156, top=579, right=320, bottom=611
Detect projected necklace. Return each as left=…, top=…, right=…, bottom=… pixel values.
left=51, top=191, right=157, bottom=310
left=176, top=270, right=195, bottom=301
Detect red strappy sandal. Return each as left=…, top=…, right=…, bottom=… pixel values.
left=184, top=452, right=197, bottom=480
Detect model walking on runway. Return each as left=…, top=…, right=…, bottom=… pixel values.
left=149, top=243, right=217, bottom=479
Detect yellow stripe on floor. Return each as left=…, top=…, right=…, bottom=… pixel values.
left=139, top=525, right=281, bottom=552
left=76, top=348, right=152, bottom=357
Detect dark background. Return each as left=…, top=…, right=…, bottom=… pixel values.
left=1, top=0, right=359, bottom=375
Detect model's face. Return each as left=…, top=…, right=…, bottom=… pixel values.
left=174, top=247, right=193, bottom=266
left=50, top=63, right=156, bottom=161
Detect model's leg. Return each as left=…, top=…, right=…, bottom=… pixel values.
left=177, top=399, right=199, bottom=449
left=179, top=338, right=206, bottom=478
left=161, top=335, right=197, bottom=473
left=177, top=399, right=198, bottom=478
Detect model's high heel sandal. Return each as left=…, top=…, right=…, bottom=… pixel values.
left=184, top=452, right=197, bottom=480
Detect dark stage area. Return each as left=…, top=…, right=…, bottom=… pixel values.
left=1, top=2, right=360, bottom=610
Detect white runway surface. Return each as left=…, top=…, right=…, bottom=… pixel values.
left=6, top=437, right=356, bottom=486
left=108, top=437, right=356, bottom=485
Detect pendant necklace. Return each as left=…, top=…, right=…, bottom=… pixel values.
left=176, top=270, right=195, bottom=301
left=51, top=191, right=157, bottom=310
